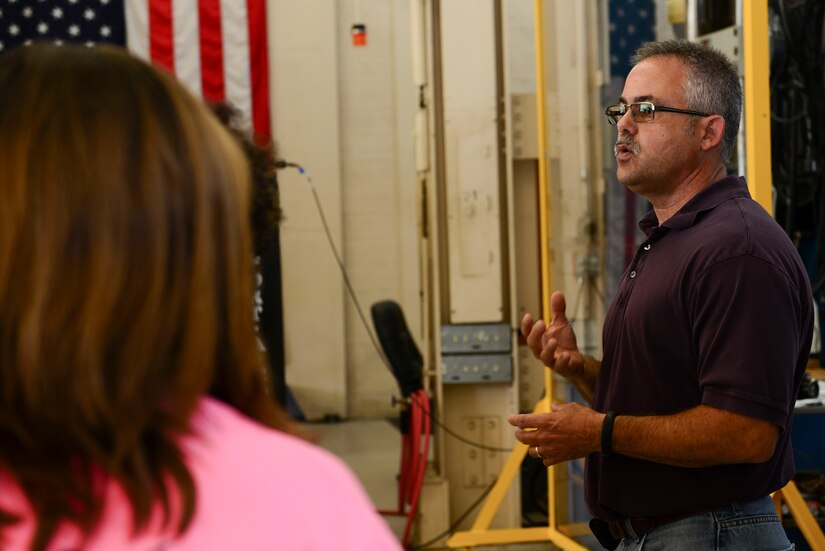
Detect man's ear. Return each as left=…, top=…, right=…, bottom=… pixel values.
left=699, top=115, right=725, bottom=152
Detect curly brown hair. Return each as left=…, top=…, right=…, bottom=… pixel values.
left=210, top=102, right=282, bottom=257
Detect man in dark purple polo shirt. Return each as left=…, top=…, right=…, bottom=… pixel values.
left=509, top=40, right=814, bottom=550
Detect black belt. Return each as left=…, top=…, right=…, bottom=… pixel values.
left=608, top=511, right=697, bottom=540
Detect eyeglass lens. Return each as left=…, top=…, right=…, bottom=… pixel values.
left=606, top=102, right=657, bottom=124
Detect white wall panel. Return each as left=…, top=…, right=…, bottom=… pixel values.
left=269, top=0, right=347, bottom=419
left=337, top=0, right=419, bottom=418
left=269, top=0, right=420, bottom=419
left=440, top=0, right=504, bottom=323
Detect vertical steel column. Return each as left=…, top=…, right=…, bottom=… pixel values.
left=533, top=0, right=560, bottom=529
left=742, top=0, right=773, bottom=213
left=534, top=1, right=553, bottom=318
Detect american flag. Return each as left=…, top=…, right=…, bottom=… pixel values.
left=0, top=0, right=271, bottom=143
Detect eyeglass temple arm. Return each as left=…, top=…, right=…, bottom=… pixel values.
left=655, top=106, right=710, bottom=117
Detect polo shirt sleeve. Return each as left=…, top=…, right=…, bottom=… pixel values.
left=690, top=254, right=805, bottom=428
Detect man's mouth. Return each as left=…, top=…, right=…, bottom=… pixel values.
left=614, top=140, right=639, bottom=160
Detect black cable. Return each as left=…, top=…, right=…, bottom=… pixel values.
left=290, top=165, right=392, bottom=370
left=410, top=476, right=498, bottom=550
left=769, top=1, right=825, bottom=363
left=408, top=393, right=511, bottom=453
left=776, top=0, right=801, bottom=65
left=770, top=0, right=825, bottom=255
left=286, top=164, right=512, bottom=453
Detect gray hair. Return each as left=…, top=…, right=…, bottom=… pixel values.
left=632, top=40, right=742, bottom=164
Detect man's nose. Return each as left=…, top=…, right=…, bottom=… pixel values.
left=616, top=111, right=636, bottom=134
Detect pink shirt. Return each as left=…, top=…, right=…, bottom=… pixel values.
left=0, top=398, right=402, bottom=550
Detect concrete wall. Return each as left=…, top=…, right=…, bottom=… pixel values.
left=268, top=1, right=419, bottom=419
left=336, top=0, right=420, bottom=417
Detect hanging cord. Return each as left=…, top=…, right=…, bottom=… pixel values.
left=283, top=163, right=512, bottom=453
left=401, top=389, right=431, bottom=548
left=282, top=163, right=391, bottom=367
left=408, top=392, right=511, bottom=453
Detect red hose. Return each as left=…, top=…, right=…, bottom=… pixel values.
left=379, top=390, right=431, bottom=549
left=401, top=390, right=431, bottom=548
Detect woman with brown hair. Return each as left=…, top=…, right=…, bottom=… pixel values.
left=0, top=44, right=400, bottom=551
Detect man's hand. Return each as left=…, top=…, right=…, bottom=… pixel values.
left=522, top=291, right=585, bottom=379
left=508, top=402, right=603, bottom=466
left=510, top=403, right=780, bottom=469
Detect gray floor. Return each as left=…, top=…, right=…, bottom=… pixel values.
left=308, top=418, right=598, bottom=550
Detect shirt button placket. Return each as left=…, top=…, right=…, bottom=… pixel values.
left=629, top=243, right=650, bottom=279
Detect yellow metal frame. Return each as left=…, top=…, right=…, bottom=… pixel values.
left=773, top=483, right=825, bottom=551
left=447, top=2, right=585, bottom=549
left=446, top=396, right=588, bottom=549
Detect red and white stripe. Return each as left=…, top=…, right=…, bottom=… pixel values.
left=125, top=0, right=271, bottom=143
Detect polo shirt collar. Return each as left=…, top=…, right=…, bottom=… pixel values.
left=638, top=175, right=751, bottom=237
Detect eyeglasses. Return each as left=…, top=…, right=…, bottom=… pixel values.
left=604, top=102, right=710, bottom=125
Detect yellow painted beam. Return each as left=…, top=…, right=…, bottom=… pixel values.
left=775, top=481, right=825, bottom=551
left=465, top=441, right=528, bottom=530
left=447, top=526, right=589, bottom=549
left=742, top=0, right=773, bottom=214
left=446, top=394, right=595, bottom=550
left=533, top=0, right=560, bottom=531
left=448, top=526, right=552, bottom=547
left=450, top=396, right=549, bottom=537
left=534, top=0, right=552, bottom=316
left=558, top=522, right=594, bottom=538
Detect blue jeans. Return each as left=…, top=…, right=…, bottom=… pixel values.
left=616, top=496, right=794, bottom=550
